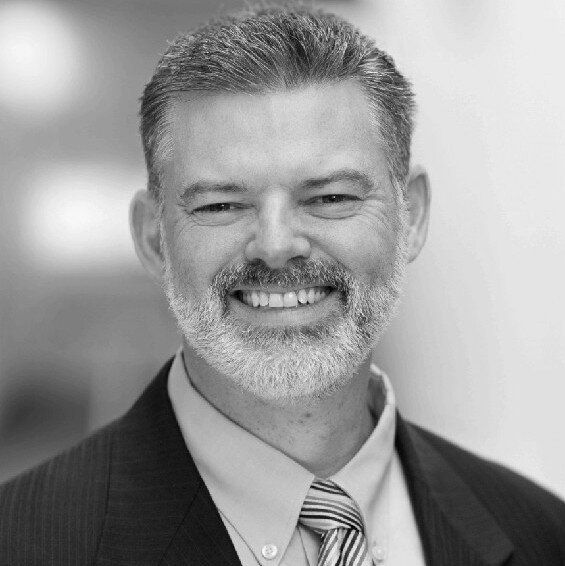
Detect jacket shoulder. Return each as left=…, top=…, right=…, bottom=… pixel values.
left=0, top=421, right=115, bottom=566
left=408, top=422, right=565, bottom=550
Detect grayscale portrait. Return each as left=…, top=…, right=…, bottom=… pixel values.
left=0, top=1, right=564, bottom=564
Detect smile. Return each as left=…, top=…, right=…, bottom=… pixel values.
left=234, top=286, right=333, bottom=309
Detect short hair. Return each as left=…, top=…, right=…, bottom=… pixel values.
left=139, top=5, right=415, bottom=201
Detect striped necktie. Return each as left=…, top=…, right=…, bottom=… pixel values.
left=299, top=479, right=373, bottom=566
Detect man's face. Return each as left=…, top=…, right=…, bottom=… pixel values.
left=158, top=81, right=408, bottom=400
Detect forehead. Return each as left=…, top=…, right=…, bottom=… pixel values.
left=161, top=80, right=387, bottom=192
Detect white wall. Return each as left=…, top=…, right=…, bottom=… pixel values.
left=335, top=0, right=565, bottom=498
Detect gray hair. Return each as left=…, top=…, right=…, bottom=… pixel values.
left=139, top=5, right=415, bottom=200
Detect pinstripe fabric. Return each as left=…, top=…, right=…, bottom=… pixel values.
left=300, top=480, right=372, bottom=566
left=0, top=426, right=111, bottom=565
left=0, top=360, right=564, bottom=565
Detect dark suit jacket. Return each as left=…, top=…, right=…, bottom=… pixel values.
left=1, top=359, right=564, bottom=565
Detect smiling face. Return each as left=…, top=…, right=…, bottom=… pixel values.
left=156, top=80, right=409, bottom=399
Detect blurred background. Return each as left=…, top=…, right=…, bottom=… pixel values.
left=0, top=0, right=564, bottom=499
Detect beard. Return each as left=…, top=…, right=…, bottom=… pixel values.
left=162, top=218, right=408, bottom=402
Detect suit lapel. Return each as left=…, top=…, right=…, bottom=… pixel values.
left=94, top=360, right=515, bottom=565
left=95, top=359, right=241, bottom=566
left=396, top=414, right=514, bottom=566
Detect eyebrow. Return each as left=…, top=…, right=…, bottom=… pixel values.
left=297, top=169, right=375, bottom=192
left=179, top=181, right=247, bottom=204
left=179, top=168, right=375, bottom=203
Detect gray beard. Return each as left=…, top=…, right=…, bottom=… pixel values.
left=162, top=226, right=408, bottom=402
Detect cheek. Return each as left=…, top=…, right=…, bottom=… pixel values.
left=347, top=244, right=398, bottom=287
left=311, top=216, right=400, bottom=286
left=169, top=221, right=245, bottom=291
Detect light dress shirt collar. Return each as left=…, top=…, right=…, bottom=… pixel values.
left=168, top=350, right=397, bottom=566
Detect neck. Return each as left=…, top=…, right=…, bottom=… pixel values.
left=181, top=343, right=376, bottom=477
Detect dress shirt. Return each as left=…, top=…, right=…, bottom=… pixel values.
left=168, top=350, right=425, bottom=566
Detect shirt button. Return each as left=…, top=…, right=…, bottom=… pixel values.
left=262, top=544, right=278, bottom=560
left=372, top=544, right=386, bottom=563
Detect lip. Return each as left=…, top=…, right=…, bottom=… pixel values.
left=228, top=289, right=341, bottom=327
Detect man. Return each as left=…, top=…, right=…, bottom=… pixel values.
left=1, top=6, right=564, bottom=566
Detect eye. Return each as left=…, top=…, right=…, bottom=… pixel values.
left=310, top=194, right=360, bottom=205
left=187, top=201, right=251, bottom=226
left=303, top=194, right=362, bottom=219
left=192, top=202, right=243, bottom=214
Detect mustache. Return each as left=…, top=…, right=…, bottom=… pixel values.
left=211, top=258, right=354, bottom=295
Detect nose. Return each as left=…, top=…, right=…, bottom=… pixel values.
left=245, top=193, right=311, bottom=269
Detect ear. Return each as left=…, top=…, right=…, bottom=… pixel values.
left=129, top=189, right=164, bottom=280
left=404, top=165, right=431, bottom=263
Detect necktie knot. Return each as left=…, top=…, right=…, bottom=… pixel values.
left=299, top=479, right=372, bottom=566
left=299, top=479, right=364, bottom=534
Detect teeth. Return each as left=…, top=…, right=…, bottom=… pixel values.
left=259, top=291, right=269, bottom=307
left=283, top=291, right=298, bottom=308
left=239, top=287, right=329, bottom=308
left=251, top=291, right=260, bottom=307
left=268, top=293, right=283, bottom=308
